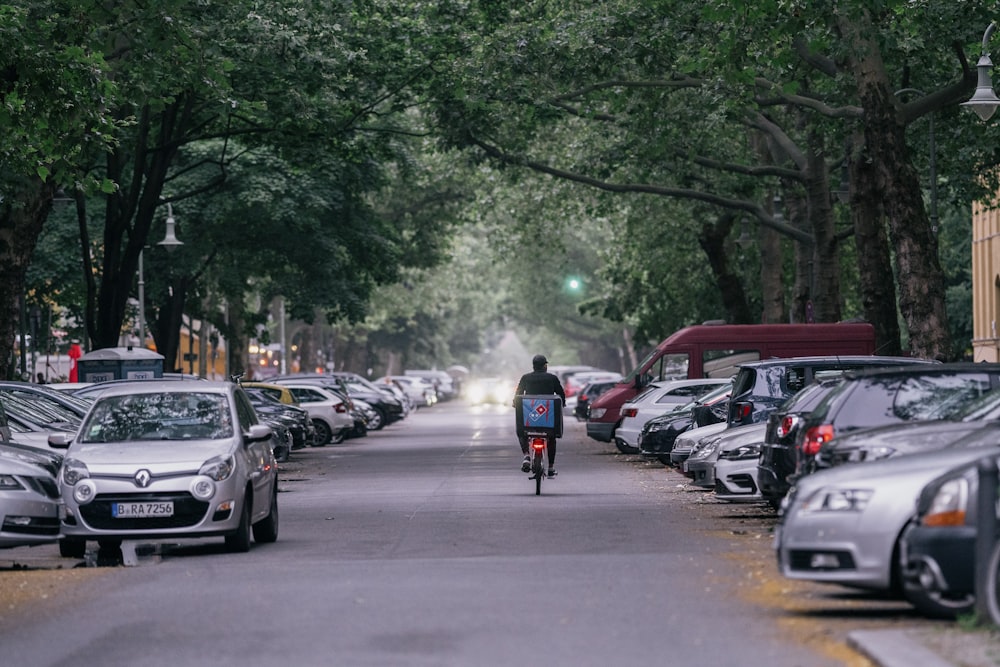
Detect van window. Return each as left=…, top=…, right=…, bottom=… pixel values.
left=659, top=354, right=689, bottom=381
left=703, top=350, right=761, bottom=378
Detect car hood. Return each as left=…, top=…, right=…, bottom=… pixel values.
left=793, top=443, right=1000, bottom=493
left=827, top=419, right=989, bottom=452
left=717, top=423, right=768, bottom=451
left=68, top=439, right=237, bottom=468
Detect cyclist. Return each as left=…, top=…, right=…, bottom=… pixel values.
left=512, top=354, right=566, bottom=476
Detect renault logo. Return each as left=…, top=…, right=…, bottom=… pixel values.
left=134, top=469, right=152, bottom=488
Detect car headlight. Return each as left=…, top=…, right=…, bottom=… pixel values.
left=799, top=487, right=873, bottom=513
left=921, top=478, right=969, bottom=527
left=589, top=408, right=606, bottom=419
left=62, top=457, right=90, bottom=486
left=844, top=445, right=896, bottom=463
left=199, top=455, right=235, bottom=481
left=719, top=443, right=762, bottom=461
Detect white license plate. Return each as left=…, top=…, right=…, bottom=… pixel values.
left=112, top=501, right=174, bottom=518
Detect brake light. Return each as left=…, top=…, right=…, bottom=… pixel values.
left=802, top=424, right=835, bottom=457
left=622, top=407, right=638, bottom=418
left=334, top=403, right=347, bottom=413
left=579, top=393, right=589, bottom=402
left=530, top=438, right=547, bottom=451
left=778, top=415, right=798, bottom=439
left=733, top=402, right=752, bottom=422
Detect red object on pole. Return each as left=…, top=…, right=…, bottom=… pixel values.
left=68, top=342, right=82, bottom=382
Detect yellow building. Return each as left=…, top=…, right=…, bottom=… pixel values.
left=973, top=200, right=1000, bottom=361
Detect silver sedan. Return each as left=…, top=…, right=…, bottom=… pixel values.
left=50, top=381, right=279, bottom=556
left=0, top=444, right=62, bottom=548
left=775, top=427, right=1000, bottom=591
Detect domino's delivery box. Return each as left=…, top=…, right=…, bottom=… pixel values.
left=516, top=394, right=563, bottom=438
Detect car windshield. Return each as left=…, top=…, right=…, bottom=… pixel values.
left=80, top=392, right=233, bottom=443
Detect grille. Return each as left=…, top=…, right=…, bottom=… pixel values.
left=80, top=493, right=209, bottom=530
left=788, top=549, right=856, bottom=571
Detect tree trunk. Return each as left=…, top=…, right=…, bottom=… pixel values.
left=0, top=177, right=57, bottom=379
left=759, top=223, right=785, bottom=324
left=841, top=15, right=949, bottom=359
left=697, top=213, right=753, bottom=324
left=804, top=134, right=842, bottom=323
left=849, top=132, right=901, bottom=356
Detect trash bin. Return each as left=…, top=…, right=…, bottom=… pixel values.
left=75, top=347, right=164, bottom=382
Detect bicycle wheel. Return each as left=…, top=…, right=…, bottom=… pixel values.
left=535, top=466, right=543, bottom=495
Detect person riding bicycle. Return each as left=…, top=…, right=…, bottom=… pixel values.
left=512, top=354, right=566, bottom=476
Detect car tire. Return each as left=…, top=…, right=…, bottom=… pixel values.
left=59, top=537, right=86, bottom=559
left=252, top=484, right=279, bottom=544
left=225, top=495, right=252, bottom=553
left=615, top=437, right=639, bottom=455
left=330, top=428, right=346, bottom=444
left=312, top=419, right=332, bottom=446
left=902, top=574, right=974, bottom=619
left=657, top=454, right=673, bottom=466
left=367, top=408, right=385, bottom=431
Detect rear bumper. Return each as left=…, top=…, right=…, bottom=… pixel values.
left=586, top=421, right=615, bottom=442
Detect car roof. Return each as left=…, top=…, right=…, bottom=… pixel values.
left=80, top=380, right=235, bottom=399
left=839, top=362, right=1000, bottom=379
left=737, top=355, right=937, bottom=370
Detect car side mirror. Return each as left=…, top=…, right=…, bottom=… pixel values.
left=48, top=432, right=74, bottom=449
left=245, top=423, right=273, bottom=443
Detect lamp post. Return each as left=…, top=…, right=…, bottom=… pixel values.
left=138, top=203, right=183, bottom=347
left=963, top=22, right=1000, bottom=121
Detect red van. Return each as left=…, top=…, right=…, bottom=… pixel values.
left=585, top=321, right=877, bottom=443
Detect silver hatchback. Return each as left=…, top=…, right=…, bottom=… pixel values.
left=51, top=381, right=279, bottom=555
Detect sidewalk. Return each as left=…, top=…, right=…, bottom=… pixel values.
left=850, top=627, right=1000, bottom=667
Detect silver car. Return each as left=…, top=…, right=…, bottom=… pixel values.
left=775, top=427, right=1000, bottom=591
left=0, top=444, right=62, bottom=548
left=51, top=381, right=279, bottom=555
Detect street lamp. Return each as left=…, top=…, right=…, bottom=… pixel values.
left=138, top=203, right=183, bottom=346
left=963, top=22, right=1000, bottom=121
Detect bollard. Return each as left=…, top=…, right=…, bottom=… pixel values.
left=974, top=455, right=1000, bottom=625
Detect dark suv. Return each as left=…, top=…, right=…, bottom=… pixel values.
left=726, top=356, right=934, bottom=428
left=795, top=363, right=1000, bottom=478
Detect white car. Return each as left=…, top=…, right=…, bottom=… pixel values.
left=50, top=381, right=279, bottom=557
left=615, top=378, right=730, bottom=452
left=712, top=423, right=768, bottom=501
left=278, top=383, right=354, bottom=445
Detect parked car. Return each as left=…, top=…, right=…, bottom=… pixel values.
left=775, top=426, right=1000, bottom=593
left=383, top=375, right=437, bottom=408
left=711, top=424, right=770, bottom=501
left=639, top=381, right=733, bottom=464
left=615, top=378, right=730, bottom=454
left=563, top=370, right=621, bottom=400
left=757, top=378, right=845, bottom=509
left=404, top=370, right=456, bottom=401
left=668, top=421, right=728, bottom=468
left=50, top=380, right=280, bottom=556
left=794, top=363, right=1000, bottom=478
left=277, top=383, right=353, bottom=446
left=242, top=387, right=315, bottom=460
left=277, top=373, right=405, bottom=429
left=897, top=451, right=1000, bottom=619
left=573, top=379, right=620, bottom=421
left=0, top=381, right=92, bottom=417
left=683, top=423, right=766, bottom=490
left=0, top=448, right=62, bottom=548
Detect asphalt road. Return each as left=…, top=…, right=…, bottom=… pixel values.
left=0, top=400, right=844, bottom=667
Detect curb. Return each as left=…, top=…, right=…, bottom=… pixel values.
left=848, top=629, right=954, bottom=667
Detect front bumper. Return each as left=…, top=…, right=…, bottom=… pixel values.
left=0, top=488, right=62, bottom=548
left=714, top=458, right=761, bottom=501
left=586, top=421, right=615, bottom=443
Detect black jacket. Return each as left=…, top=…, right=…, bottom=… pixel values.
left=513, top=371, right=566, bottom=405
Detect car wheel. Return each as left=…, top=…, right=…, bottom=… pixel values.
left=252, top=483, right=279, bottom=544
left=59, top=537, right=86, bottom=559
left=330, top=428, right=345, bottom=444
left=225, top=495, right=252, bottom=553
left=615, top=437, right=639, bottom=455
left=274, top=443, right=289, bottom=463
left=657, top=454, right=673, bottom=467
left=902, top=568, right=975, bottom=619
left=312, top=419, right=332, bottom=446
left=367, top=408, right=385, bottom=431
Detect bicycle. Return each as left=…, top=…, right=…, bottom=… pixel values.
left=516, top=394, right=562, bottom=496
left=525, top=431, right=551, bottom=495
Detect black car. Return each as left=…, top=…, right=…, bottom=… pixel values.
left=726, top=355, right=933, bottom=428
left=796, top=363, right=1000, bottom=478
left=244, top=387, right=316, bottom=455
left=757, top=378, right=844, bottom=509
left=899, top=448, right=1000, bottom=619
left=574, top=380, right=620, bottom=421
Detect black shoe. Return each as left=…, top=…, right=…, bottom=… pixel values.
left=547, top=468, right=557, bottom=478
left=521, top=456, right=531, bottom=473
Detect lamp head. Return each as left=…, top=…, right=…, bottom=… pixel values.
left=962, top=53, right=1000, bottom=121
left=157, top=204, right=183, bottom=252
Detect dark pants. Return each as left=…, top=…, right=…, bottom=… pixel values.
left=519, top=433, right=556, bottom=467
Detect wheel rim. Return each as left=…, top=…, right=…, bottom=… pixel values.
left=312, top=419, right=332, bottom=445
